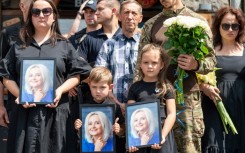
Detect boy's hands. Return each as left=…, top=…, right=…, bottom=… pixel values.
left=112, top=117, right=120, bottom=134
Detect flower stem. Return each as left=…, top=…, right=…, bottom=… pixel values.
left=216, top=99, right=238, bottom=134
left=175, top=67, right=185, bottom=105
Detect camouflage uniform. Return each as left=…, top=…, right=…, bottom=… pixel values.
left=136, top=6, right=216, bottom=153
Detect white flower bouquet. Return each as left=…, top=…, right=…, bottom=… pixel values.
left=163, top=16, right=210, bottom=105
left=196, top=70, right=238, bottom=134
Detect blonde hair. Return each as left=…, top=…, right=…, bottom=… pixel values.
left=24, top=64, right=52, bottom=94
left=89, top=67, right=112, bottom=84
left=84, top=111, right=112, bottom=143
left=130, top=108, right=156, bottom=138
left=134, top=43, right=174, bottom=98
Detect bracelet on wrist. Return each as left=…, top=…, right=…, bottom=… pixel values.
left=77, top=11, right=83, bottom=16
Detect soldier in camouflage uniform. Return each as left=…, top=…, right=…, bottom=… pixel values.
left=136, top=0, right=216, bottom=152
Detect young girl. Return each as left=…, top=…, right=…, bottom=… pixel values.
left=128, top=43, right=177, bottom=153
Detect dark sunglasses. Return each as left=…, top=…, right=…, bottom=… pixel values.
left=31, top=8, right=53, bottom=17
left=221, top=23, right=240, bottom=31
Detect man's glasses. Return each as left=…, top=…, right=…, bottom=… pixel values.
left=31, top=8, right=53, bottom=17
left=221, top=23, right=240, bottom=31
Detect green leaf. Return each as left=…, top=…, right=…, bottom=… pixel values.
left=174, top=41, right=179, bottom=48
left=193, top=51, right=204, bottom=60
left=168, top=49, right=179, bottom=60
left=183, top=33, right=189, bottom=37
left=200, top=44, right=209, bottom=54
left=179, top=48, right=186, bottom=54
left=164, top=40, right=173, bottom=50
left=179, top=37, right=186, bottom=44
left=194, top=27, right=201, bottom=35
left=164, top=31, right=171, bottom=37
left=188, top=38, right=196, bottom=45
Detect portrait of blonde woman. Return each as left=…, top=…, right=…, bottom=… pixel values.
left=21, top=63, right=53, bottom=103
left=128, top=107, right=160, bottom=148
left=82, top=111, right=114, bottom=152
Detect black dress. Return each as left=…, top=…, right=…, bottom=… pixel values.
left=0, top=39, right=91, bottom=153
left=0, top=20, right=22, bottom=121
left=202, top=49, right=245, bottom=153
left=127, top=80, right=177, bottom=153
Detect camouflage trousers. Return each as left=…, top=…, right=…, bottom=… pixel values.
left=173, top=91, right=204, bottom=153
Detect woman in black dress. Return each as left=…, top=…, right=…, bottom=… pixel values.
left=200, top=6, right=245, bottom=153
left=0, top=0, right=91, bottom=152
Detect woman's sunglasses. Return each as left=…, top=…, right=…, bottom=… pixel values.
left=221, top=23, right=240, bottom=31
left=31, top=8, right=53, bottom=17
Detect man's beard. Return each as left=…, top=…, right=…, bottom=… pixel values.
left=87, top=20, right=96, bottom=26
left=162, top=0, right=176, bottom=10
left=89, top=20, right=95, bottom=25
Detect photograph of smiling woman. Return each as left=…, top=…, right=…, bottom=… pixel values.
left=83, top=111, right=114, bottom=152
left=130, top=108, right=156, bottom=139
left=128, top=107, right=160, bottom=148
left=22, top=64, right=53, bottom=103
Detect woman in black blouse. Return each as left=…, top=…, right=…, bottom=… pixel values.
left=0, top=0, right=91, bottom=152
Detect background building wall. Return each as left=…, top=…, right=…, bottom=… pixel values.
left=182, top=0, right=229, bottom=12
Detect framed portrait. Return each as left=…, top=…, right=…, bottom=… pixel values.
left=80, top=104, right=115, bottom=153
left=126, top=101, right=162, bottom=149
left=19, top=58, right=56, bottom=104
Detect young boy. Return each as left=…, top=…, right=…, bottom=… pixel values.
left=75, top=67, right=125, bottom=152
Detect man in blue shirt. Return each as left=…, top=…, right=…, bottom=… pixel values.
left=95, top=0, right=143, bottom=103
left=78, top=0, right=121, bottom=67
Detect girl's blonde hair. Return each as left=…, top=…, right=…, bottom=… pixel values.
left=134, top=43, right=174, bottom=99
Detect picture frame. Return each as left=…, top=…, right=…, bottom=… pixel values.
left=126, top=100, right=162, bottom=149
left=19, top=58, right=56, bottom=104
left=80, top=104, right=115, bottom=153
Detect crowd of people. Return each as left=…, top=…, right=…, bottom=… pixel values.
left=0, top=0, right=244, bottom=153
